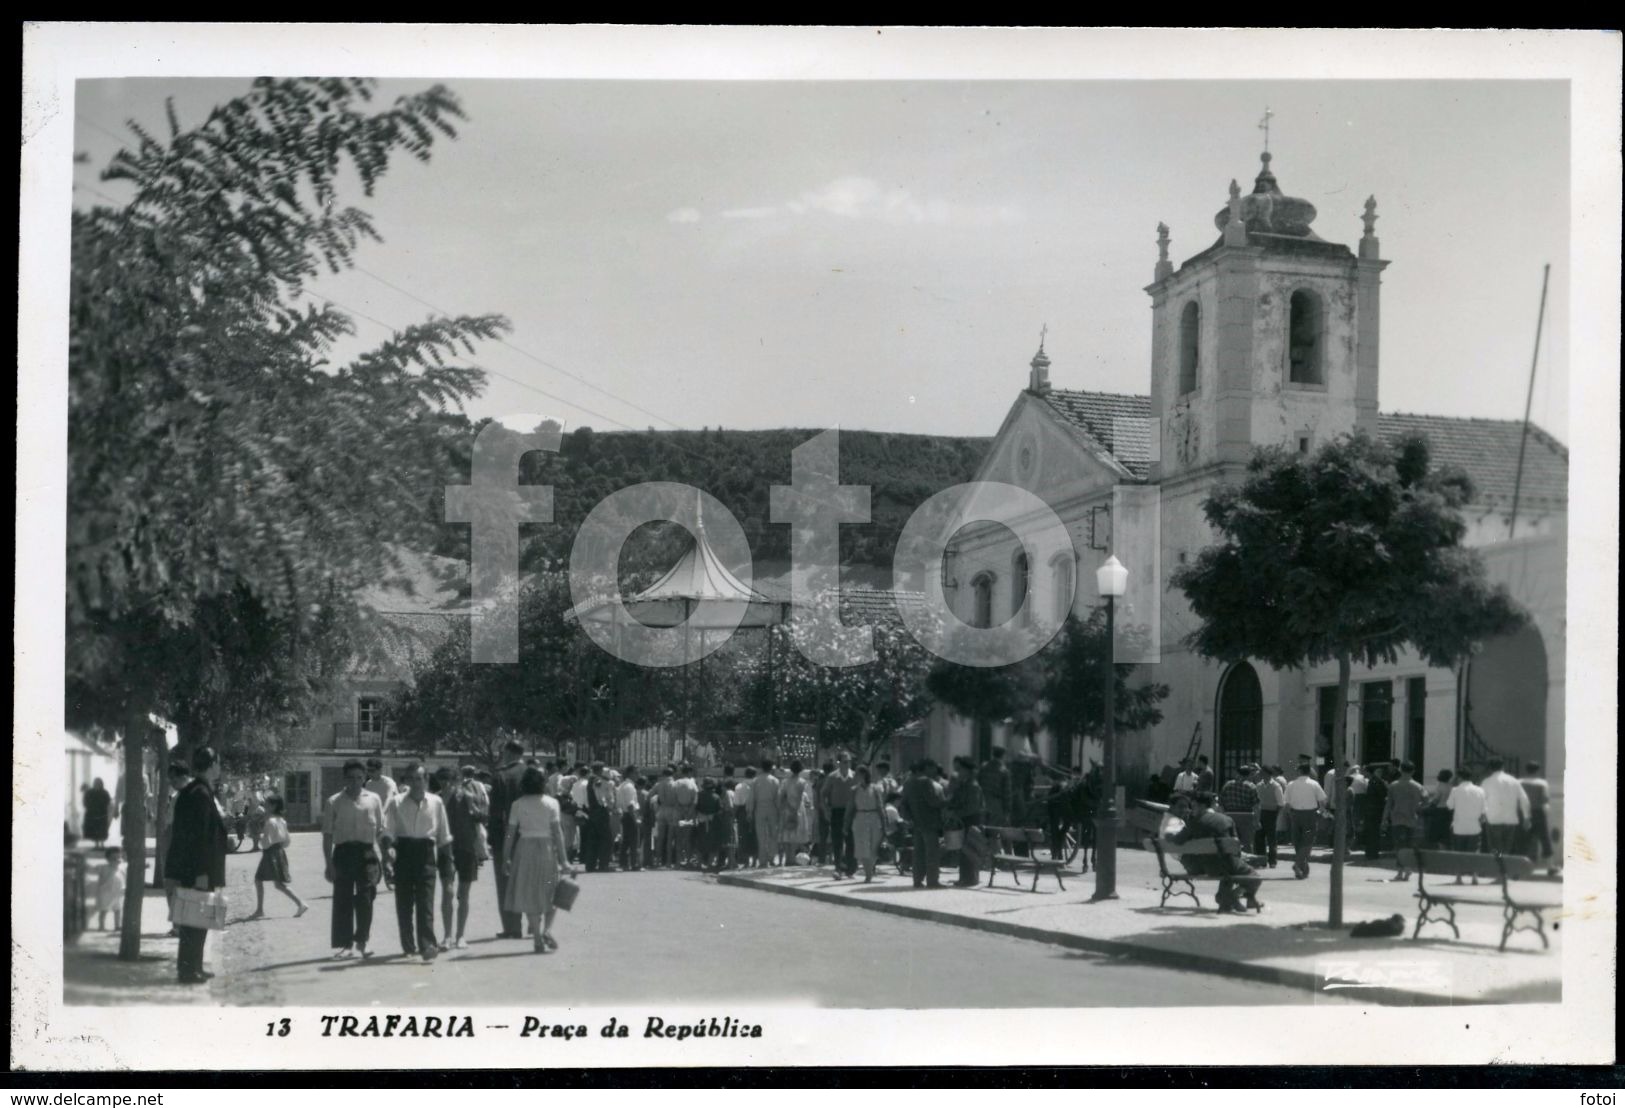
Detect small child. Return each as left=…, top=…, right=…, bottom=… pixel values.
left=95, top=846, right=126, bottom=931
left=249, top=797, right=308, bottom=919
left=882, top=792, right=906, bottom=866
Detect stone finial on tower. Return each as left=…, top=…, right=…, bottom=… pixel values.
left=1359, top=195, right=1381, bottom=260
left=1154, top=223, right=1174, bottom=281
left=1223, top=178, right=1249, bottom=246
left=1028, top=326, right=1051, bottom=393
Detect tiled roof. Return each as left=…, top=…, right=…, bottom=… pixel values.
left=1034, top=389, right=1566, bottom=510
left=346, top=611, right=461, bottom=679
left=1378, top=413, right=1568, bottom=511
left=747, top=576, right=927, bottom=628
left=839, top=587, right=929, bottom=627
left=1037, top=390, right=1155, bottom=478
left=355, top=545, right=468, bottom=614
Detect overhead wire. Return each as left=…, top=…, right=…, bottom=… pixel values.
left=78, top=107, right=685, bottom=436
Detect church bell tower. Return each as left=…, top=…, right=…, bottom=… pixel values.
left=1146, top=150, right=1389, bottom=484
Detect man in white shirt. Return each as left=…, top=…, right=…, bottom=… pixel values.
left=1249, top=764, right=1285, bottom=868
left=672, top=764, right=701, bottom=868
left=381, top=763, right=452, bottom=963
left=615, top=767, right=643, bottom=871
left=1479, top=758, right=1530, bottom=856
left=1446, top=769, right=1488, bottom=883
left=557, top=765, right=582, bottom=864
left=1283, top=758, right=1328, bottom=879
left=651, top=766, right=678, bottom=868
left=365, top=758, right=398, bottom=808
left=1172, top=759, right=1201, bottom=795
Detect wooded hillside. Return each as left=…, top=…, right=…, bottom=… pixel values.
left=429, top=421, right=992, bottom=574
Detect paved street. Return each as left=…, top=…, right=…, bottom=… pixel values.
left=132, top=832, right=1332, bottom=1008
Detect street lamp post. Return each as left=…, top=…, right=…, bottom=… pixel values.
left=1092, top=555, right=1128, bottom=901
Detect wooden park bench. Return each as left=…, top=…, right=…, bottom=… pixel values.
left=1142, top=834, right=1290, bottom=912
left=983, top=826, right=1068, bottom=892
left=1397, top=848, right=1557, bottom=952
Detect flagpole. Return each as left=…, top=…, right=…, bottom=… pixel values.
left=1508, top=263, right=1550, bottom=540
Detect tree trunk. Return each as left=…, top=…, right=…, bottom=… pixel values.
left=1328, top=652, right=1351, bottom=928
left=153, top=739, right=171, bottom=887
left=118, top=706, right=149, bottom=961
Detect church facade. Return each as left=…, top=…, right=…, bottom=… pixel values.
left=921, top=152, right=1568, bottom=822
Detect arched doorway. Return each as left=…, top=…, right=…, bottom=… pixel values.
left=1216, top=662, right=1263, bottom=786
left=1465, top=625, right=1548, bottom=772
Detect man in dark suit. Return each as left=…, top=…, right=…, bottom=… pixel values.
left=900, top=760, right=945, bottom=889
left=945, top=756, right=987, bottom=887
left=165, top=747, right=227, bottom=985
left=486, top=739, right=528, bottom=938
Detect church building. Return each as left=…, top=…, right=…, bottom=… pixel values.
left=923, top=151, right=1568, bottom=821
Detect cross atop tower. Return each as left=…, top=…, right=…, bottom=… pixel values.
left=1258, top=106, right=1274, bottom=153
left=1039, top=323, right=1048, bottom=351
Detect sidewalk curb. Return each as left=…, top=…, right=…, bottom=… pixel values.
left=717, top=873, right=1459, bottom=1006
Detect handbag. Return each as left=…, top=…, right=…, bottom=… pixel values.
left=943, top=829, right=965, bottom=851
left=173, top=887, right=228, bottom=931
left=553, top=875, right=580, bottom=912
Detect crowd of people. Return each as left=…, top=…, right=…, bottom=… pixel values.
left=1152, top=753, right=1559, bottom=885
left=144, top=734, right=1557, bottom=981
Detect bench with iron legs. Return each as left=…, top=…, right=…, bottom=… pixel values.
left=1143, top=834, right=1290, bottom=912
left=983, top=826, right=1067, bottom=892
left=1396, top=848, right=1557, bottom=951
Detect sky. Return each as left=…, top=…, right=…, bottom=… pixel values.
left=72, top=76, right=1573, bottom=443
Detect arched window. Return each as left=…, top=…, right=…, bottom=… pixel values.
left=1050, top=554, right=1074, bottom=626
left=1287, top=289, right=1323, bottom=385
left=1178, top=300, right=1200, bottom=395
left=1216, top=662, right=1263, bottom=786
left=1011, top=552, right=1030, bottom=624
left=971, top=573, right=995, bottom=630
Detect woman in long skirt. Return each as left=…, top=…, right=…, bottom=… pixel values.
left=849, top=767, right=887, bottom=883
left=503, top=768, right=574, bottom=953
left=82, top=779, right=112, bottom=847
left=777, top=762, right=809, bottom=861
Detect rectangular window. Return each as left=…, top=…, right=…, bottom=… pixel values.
left=1406, top=676, right=1426, bottom=770
left=1360, top=680, right=1393, bottom=765
left=357, top=697, right=383, bottom=735
left=1316, top=686, right=1337, bottom=761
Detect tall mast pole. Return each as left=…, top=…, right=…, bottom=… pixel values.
left=1508, top=263, right=1551, bottom=540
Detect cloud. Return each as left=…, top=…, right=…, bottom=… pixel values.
left=665, top=207, right=701, bottom=224
left=706, top=176, right=1022, bottom=227
left=719, top=206, right=780, bottom=220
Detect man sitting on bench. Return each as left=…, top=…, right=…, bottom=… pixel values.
left=1171, top=791, right=1264, bottom=914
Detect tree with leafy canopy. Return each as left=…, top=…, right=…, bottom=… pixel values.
left=1171, top=431, right=1526, bottom=927
left=737, top=593, right=940, bottom=764
left=388, top=572, right=668, bottom=769
left=68, top=78, right=507, bottom=958
left=926, top=611, right=1168, bottom=774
